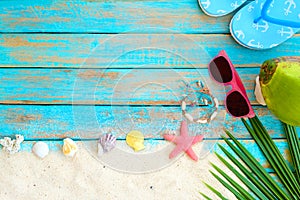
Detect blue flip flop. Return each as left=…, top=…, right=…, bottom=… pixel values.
left=198, top=0, right=247, bottom=16
left=230, top=0, right=300, bottom=50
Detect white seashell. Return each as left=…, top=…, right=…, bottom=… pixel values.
left=165, top=129, right=176, bottom=135
left=196, top=119, right=208, bottom=124
left=210, top=111, right=218, bottom=121
left=98, top=134, right=116, bottom=154
left=181, top=101, right=186, bottom=111
left=213, top=97, right=219, bottom=108
left=184, top=113, right=194, bottom=122
left=254, top=76, right=266, bottom=106
left=32, top=142, right=49, bottom=159
left=62, top=138, right=78, bottom=157
left=0, top=134, right=24, bottom=154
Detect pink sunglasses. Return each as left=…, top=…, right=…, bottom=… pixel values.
left=208, top=50, right=255, bottom=118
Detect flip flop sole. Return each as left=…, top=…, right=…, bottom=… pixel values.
left=230, top=0, right=300, bottom=50
left=198, top=0, right=247, bottom=17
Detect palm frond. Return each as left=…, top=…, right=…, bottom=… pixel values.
left=284, top=123, right=300, bottom=183
left=215, top=151, right=272, bottom=200
left=202, top=182, right=228, bottom=200
left=247, top=116, right=300, bottom=199
left=222, top=132, right=289, bottom=199
left=199, top=192, right=213, bottom=200
left=210, top=163, right=255, bottom=200
left=203, top=115, right=300, bottom=199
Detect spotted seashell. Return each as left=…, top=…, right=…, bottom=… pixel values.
left=98, top=134, right=117, bottom=153
left=62, top=138, right=78, bottom=157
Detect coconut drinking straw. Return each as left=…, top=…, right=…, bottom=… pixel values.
left=202, top=50, right=300, bottom=199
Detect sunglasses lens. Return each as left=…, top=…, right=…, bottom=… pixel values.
left=226, top=91, right=249, bottom=117
left=209, top=56, right=232, bottom=83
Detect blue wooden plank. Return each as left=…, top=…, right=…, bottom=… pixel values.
left=0, top=0, right=230, bottom=33
left=0, top=104, right=297, bottom=139
left=0, top=34, right=299, bottom=68
left=0, top=68, right=260, bottom=104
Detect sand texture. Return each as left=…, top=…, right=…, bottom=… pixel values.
left=0, top=142, right=237, bottom=200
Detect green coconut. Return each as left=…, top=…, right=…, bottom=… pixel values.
left=259, top=57, right=300, bottom=126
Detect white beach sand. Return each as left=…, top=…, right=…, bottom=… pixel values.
left=0, top=142, right=236, bottom=200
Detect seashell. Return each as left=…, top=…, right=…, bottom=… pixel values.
left=62, top=138, right=78, bottom=157
left=181, top=101, right=186, bottom=111
left=98, top=134, right=116, bottom=155
left=213, top=97, right=219, bottom=108
left=32, top=141, right=49, bottom=159
left=126, top=130, right=145, bottom=152
left=210, top=110, right=218, bottom=121
left=196, top=119, right=208, bottom=124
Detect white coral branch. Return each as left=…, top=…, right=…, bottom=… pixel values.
left=0, top=134, right=24, bottom=154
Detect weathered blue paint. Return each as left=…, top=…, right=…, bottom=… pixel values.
left=0, top=0, right=298, bottom=35
left=0, top=104, right=298, bottom=139
left=0, top=0, right=229, bottom=33
left=0, top=0, right=297, bottom=179
left=0, top=68, right=260, bottom=104
left=0, top=34, right=299, bottom=68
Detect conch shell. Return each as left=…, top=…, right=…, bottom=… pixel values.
left=62, top=138, right=78, bottom=157
left=126, top=130, right=145, bottom=152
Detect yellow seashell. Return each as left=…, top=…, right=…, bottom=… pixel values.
left=62, top=138, right=78, bottom=157
left=126, top=130, right=145, bottom=152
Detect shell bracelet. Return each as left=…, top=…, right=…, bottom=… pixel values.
left=181, top=80, right=219, bottom=124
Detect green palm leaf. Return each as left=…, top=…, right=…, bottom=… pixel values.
left=203, top=116, right=299, bottom=199
left=284, top=123, right=300, bottom=183
left=248, top=117, right=300, bottom=198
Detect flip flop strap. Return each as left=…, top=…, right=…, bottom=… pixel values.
left=255, top=0, right=300, bottom=28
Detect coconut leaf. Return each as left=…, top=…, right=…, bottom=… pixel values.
left=222, top=131, right=289, bottom=199
left=284, top=123, right=300, bottom=184
left=210, top=163, right=255, bottom=200
left=209, top=171, right=245, bottom=200
left=202, top=115, right=299, bottom=199
left=215, top=151, right=272, bottom=200
left=199, top=192, right=213, bottom=200
left=247, top=116, right=300, bottom=199
left=202, top=182, right=228, bottom=200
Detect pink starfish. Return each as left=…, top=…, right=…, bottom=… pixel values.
left=163, top=120, right=204, bottom=161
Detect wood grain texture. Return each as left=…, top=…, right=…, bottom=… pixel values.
left=2, top=104, right=299, bottom=139
left=0, top=0, right=230, bottom=33
left=0, top=68, right=260, bottom=105
left=0, top=0, right=297, bottom=177
left=0, top=34, right=299, bottom=68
